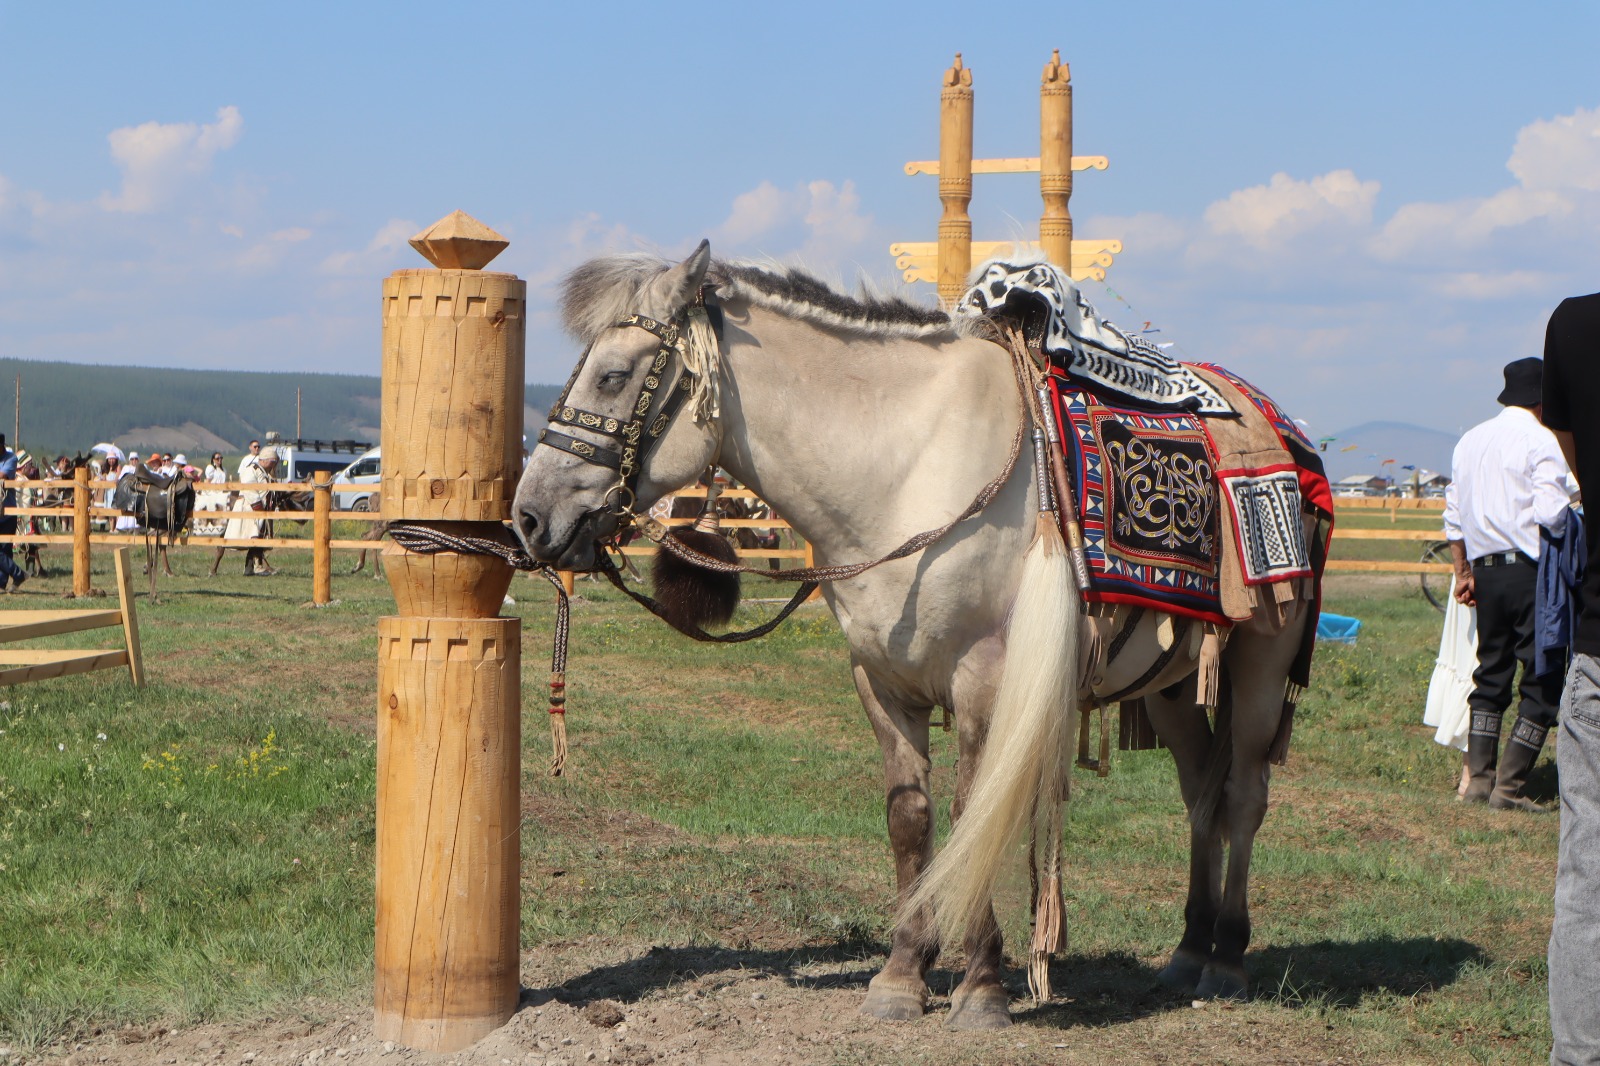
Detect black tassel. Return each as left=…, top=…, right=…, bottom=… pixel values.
left=652, top=527, right=741, bottom=632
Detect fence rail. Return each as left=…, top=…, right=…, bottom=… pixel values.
left=1, top=473, right=1456, bottom=599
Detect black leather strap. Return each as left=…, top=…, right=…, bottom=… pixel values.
left=537, top=428, right=622, bottom=469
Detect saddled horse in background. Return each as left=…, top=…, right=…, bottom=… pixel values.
left=512, top=244, right=1324, bottom=1029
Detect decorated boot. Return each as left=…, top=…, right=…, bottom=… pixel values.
left=1462, top=712, right=1502, bottom=804
left=1489, top=717, right=1552, bottom=813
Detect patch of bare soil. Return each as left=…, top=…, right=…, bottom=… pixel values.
left=24, top=940, right=1395, bottom=1066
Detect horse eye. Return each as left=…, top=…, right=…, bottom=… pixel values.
left=598, top=369, right=630, bottom=390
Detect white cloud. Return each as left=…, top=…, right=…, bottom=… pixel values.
left=1202, top=169, right=1379, bottom=252
left=319, top=218, right=418, bottom=276
left=709, top=179, right=874, bottom=263
left=1508, top=105, right=1600, bottom=191
left=98, top=106, right=244, bottom=214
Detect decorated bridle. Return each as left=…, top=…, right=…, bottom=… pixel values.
left=536, top=304, right=701, bottom=522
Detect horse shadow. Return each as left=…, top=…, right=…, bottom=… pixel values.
left=524, top=934, right=1486, bottom=1026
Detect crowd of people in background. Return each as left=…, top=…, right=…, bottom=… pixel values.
left=0, top=437, right=287, bottom=579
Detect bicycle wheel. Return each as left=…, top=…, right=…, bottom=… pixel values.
left=1419, top=540, right=1453, bottom=613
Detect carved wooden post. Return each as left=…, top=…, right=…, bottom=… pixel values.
left=73, top=467, right=91, bottom=597
left=1039, top=49, right=1073, bottom=271
left=312, top=470, right=332, bottom=605
left=937, top=53, right=974, bottom=307
left=374, top=210, right=525, bottom=1052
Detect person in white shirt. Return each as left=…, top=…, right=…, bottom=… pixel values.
left=1443, top=357, right=1575, bottom=810
left=212, top=449, right=279, bottom=576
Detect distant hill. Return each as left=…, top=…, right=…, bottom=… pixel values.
left=0, top=357, right=563, bottom=460
left=1317, top=420, right=1460, bottom=482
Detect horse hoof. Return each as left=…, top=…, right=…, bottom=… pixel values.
left=860, top=988, right=926, bottom=1021
left=1195, top=964, right=1249, bottom=1001
left=1157, top=950, right=1206, bottom=992
left=946, top=985, right=1011, bottom=1031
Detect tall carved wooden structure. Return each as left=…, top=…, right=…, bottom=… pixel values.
left=891, top=51, right=1123, bottom=304
left=374, top=210, right=525, bottom=1052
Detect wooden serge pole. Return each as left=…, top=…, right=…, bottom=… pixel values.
left=937, top=53, right=974, bottom=308
left=72, top=467, right=91, bottom=598
left=374, top=210, right=525, bottom=1053
left=312, top=470, right=332, bottom=605
left=1039, top=49, right=1073, bottom=271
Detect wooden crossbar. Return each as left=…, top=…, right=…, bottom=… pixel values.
left=0, top=546, right=143, bottom=687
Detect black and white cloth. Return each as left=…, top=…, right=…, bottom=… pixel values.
left=956, top=258, right=1233, bottom=415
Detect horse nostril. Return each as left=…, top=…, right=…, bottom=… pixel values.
left=517, top=508, right=540, bottom=541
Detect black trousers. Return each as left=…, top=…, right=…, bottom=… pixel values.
left=1469, top=557, right=1562, bottom=732
left=0, top=515, right=23, bottom=587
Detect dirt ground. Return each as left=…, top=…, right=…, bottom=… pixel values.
left=18, top=938, right=1396, bottom=1066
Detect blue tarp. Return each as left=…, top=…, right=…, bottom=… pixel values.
left=1317, top=612, right=1361, bottom=644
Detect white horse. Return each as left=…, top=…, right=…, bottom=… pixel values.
left=512, top=242, right=1316, bottom=1030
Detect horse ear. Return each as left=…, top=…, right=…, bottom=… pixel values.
left=645, top=239, right=711, bottom=317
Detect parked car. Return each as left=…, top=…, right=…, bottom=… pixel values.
left=331, top=446, right=381, bottom=511
left=262, top=434, right=375, bottom=484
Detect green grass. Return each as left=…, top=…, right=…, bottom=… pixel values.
left=0, top=545, right=1560, bottom=1062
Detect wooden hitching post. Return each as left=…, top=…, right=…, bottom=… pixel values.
left=72, top=467, right=91, bottom=598
left=937, top=53, right=974, bottom=307
left=374, top=210, right=525, bottom=1052
left=1039, top=49, right=1073, bottom=271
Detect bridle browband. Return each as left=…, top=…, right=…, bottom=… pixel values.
left=537, top=304, right=703, bottom=519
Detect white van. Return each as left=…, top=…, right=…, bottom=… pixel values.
left=331, top=446, right=381, bottom=511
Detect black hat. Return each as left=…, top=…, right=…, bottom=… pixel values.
left=1497, top=357, right=1543, bottom=407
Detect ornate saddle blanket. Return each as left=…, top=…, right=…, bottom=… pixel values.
left=958, top=258, right=1234, bottom=415
left=1049, top=364, right=1333, bottom=629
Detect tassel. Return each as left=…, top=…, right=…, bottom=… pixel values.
left=1268, top=684, right=1302, bottom=766
left=1097, top=704, right=1112, bottom=778
left=548, top=672, right=569, bottom=777
left=1028, top=799, right=1068, bottom=1004
left=1196, top=625, right=1225, bottom=711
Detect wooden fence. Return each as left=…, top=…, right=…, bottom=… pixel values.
left=1, top=472, right=1450, bottom=600
left=0, top=546, right=143, bottom=686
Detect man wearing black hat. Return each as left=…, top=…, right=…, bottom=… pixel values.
left=1443, top=357, right=1575, bottom=811
left=1542, top=294, right=1600, bottom=1065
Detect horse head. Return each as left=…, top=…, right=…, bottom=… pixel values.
left=513, top=240, right=722, bottom=570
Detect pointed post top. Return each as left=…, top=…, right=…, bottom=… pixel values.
left=944, top=53, right=972, bottom=88
left=1043, top=48, right=1069, bottom=85
left=409, top=210, right=509, bottom=270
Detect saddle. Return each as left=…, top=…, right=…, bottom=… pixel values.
left=113, top=465, right=196, bottom=532
left=961, top=260, right=1335, bottom=723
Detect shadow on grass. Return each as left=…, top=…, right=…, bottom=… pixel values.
left=530, top=934, right=1486, bottom=1027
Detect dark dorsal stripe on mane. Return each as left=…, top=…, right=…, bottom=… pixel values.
left=559, top=253, right=960, bottom=346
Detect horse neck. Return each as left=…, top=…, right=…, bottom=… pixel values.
left=714, top=305, right=1019, bottom=560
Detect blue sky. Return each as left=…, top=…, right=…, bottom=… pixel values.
left=2, top=1, right=1598, bottom=445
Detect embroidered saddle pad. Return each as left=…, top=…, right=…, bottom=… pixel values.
left=958, top=258, right=1235, bottom=415
left=1049, top=364, right=1333, bottom=630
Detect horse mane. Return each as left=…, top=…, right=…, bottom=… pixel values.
left=560, top=253, right=968, bottom=347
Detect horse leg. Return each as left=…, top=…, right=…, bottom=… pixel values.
left=855, top=660, right=940, bottom=1021
left=209, top=547, right=223, bottom=577
left=1196, top=619, right=1302, bottom=1001
left=1142, top=676, right=1223, bottom=993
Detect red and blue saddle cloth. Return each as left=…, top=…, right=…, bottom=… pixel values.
left=1047, top=363, right=1334, bottom=630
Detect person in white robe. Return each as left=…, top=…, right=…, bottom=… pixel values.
left=212, top=451, right=278, bottom=576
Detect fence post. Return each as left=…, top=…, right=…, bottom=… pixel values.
left=374, top=211, right=524, bottom=1053
left=72, top=467, right=91, bottom=597
left=313, top=470, right=332, bottom=605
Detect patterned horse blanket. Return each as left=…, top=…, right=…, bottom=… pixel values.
left=1050, top=365, right=1333, bottom=631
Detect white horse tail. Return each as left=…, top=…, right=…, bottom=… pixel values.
left=902, top=516, right=1080, bottom=947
